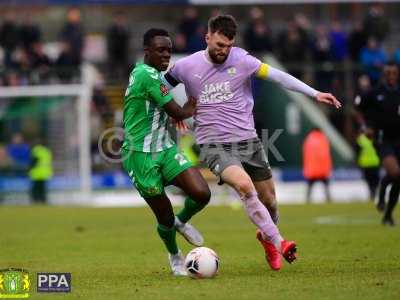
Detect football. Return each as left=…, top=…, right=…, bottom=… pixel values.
left=185, top=247, right=219, bottom=279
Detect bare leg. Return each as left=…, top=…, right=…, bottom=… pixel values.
left=171, top=167, right=211, bottom=208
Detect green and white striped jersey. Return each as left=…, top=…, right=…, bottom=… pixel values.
left=122, top=63, right=174, bottom=152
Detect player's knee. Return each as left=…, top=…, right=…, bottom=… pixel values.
left=262, top=194, right=277, bottom=212
left=193, top=186, right=211, bottom=206
left=234, top=179, right=254, bottom=196
left=269, top=198, right=278, bottom=214
left=264, top=188, right=276, bottom=203
left=200, top=188, right=211, bottom=205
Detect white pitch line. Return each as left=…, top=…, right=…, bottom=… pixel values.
left=313, top=215, right=377, bottom=225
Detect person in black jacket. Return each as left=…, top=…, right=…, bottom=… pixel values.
left=354, top=62, right=400, bottom=226
left=107, top=12, right=130, bottom=81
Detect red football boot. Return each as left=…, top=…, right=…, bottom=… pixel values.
left=281, top=240, right=297, bottom=263
left=256, top=229, right=282, bottom=271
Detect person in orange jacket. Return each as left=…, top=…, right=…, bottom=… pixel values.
left=303, top=128, right=332, bottom=203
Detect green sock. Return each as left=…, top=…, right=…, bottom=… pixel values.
left=157, top=224, right=178, bottom=254
left=176, top=197, right=205, bottom=224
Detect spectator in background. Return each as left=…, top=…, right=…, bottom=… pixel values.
left=244, top=7, right=273, bottom=55
left=7, top=133, right=31, bottom=172
left=311, top=25, right=334, bottom=92
left=394, top=48, right=400, bottom=66
left=178, top=7, right=205, bottom=53
left=329, top=21, right=347, bottom=124
left=302, top=128, right=332, bottom=203
left=3, top=71, right=20, bottom=86
left=29, top=139, right=53, bottom=204
left=173, top=33, right=187, bottom=54
left=186, top=25, right=206, bottom=53
left=0, top=144, right=13, bottom=174
left=354, top=74, right=372, bottom=98
left=28, top=42, right=52, bottom=82
left=178, top=7, right=200, bottom=42
left=0, top=12, right=19, bottom=67
left=12, top=48, right=31, bottom=84
left=329, top=21, right=347, bottom=63
left=363, top=4, right=390, bottom=42
left=19, top=15, right=41, bottom=54
left=360, top=37, right=387, bottom=84
left=209, top=8, right=222, bottom=19
left=59, top=8, right=84, bottom=66
left=55, top=41, right=80, bottom=82
left=0, top=144, right=14, bottom=203
left=107, top=12, right=130, bottom=81
left=348, top=20, right=367, bottom=63
left=277, top=18, right=309, bottom=79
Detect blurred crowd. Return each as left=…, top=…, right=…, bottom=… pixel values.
left=1, top=5, right=399, bottom=86
left=0, top=8, right=85, bottom=85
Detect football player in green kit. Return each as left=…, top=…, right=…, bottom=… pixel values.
left=121, top=28, right=210, bottom=276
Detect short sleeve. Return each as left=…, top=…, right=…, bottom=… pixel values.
left=243, top=53, right=262, bottom=76
left=143, top=71, right=173, bottom=107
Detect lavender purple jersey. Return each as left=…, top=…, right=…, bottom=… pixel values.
left=167, top=47, right=262, bottom=144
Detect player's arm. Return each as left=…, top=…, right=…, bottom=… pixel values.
left=255, top=63, right=342, bottom=109
left=163, top=96, right=196, bottom=121
left=162, top=65, right=193, bottom=128
left=145, top=71, right=195, bottom=121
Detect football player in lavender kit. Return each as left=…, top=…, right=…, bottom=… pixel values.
left=164, top=15, right=341, bottom=271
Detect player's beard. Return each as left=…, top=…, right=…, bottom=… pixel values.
left=208, top=49, right=228, bottom=64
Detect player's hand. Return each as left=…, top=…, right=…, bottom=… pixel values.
left=171, top=119, right=190, bottom=134
left=183, top=96, right=197, bottom=117
left=316, top=92, right=342, bottom=109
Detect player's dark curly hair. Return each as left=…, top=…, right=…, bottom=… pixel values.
left=208, top=15, right=237, bottom=40
left=143, top=28, right=169, bottom=47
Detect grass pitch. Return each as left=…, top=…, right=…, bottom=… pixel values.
left=0, top=202, right=399, bottom=299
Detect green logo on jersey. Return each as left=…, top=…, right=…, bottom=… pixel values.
left=227, top=67, right=236, bottom=76
left=0, top=269, right=30, bottom=298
